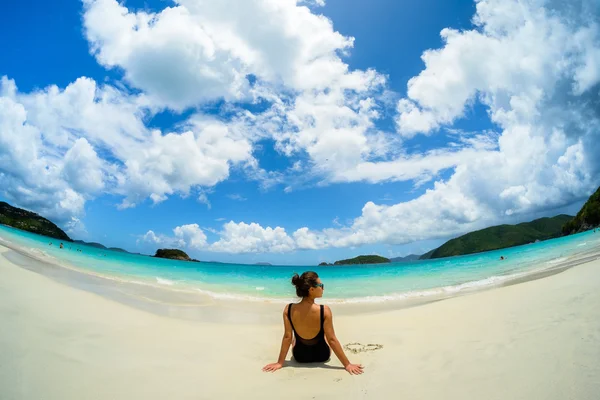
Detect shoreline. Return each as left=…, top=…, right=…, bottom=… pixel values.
left=2, top=237, right=599, bottom=399
left=1, top=236, right=600, bottom=322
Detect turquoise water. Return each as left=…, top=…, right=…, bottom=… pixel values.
left=1, top=224, right=599, bottom=302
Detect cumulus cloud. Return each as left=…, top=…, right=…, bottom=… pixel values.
left=115, top=119, right=253, bottom=209
left=0, top=85, right=88, bottom=225
left=6, top=0, right=391, bottom=224
left=396, top=0, right=600, bottom=137
left=62, top=138, right=105, bottom=194
left=3, top=0, right=600, bottom=255
left=64, top=216, right=88, bottom=238
left=139, top=230, right=166, bottom=246
left=173, top=224, right=208, bottom=249
left=144, top=0, right=600, bottom=254
left=83, top=0, right=451, bottom=186
left=210, top=221, right=296, bottom=253
left=0, top=76, right=255, bottom=222
left=83, top=0, right=355, bottom=110
left=80, top=0, right=504, bottom=190
left=310, top=0, right=600, bottom=248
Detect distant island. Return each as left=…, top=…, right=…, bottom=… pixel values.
left=153, top=248, right=199, bottom=262
left=390, top=254, right=421, bottom=263
left=254, top=262, right=273, bottom=266
left=73, top=240, right=130, bottom=253
left=423, top=214, right=573, bottom=259
left=319, top=255, right=391, bottom=266
left=0, top=201, right=72, bottom=241
left=562, top=186, right=600, bottom=235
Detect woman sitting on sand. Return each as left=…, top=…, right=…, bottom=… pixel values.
left=262, top=271, right=364, bottom=375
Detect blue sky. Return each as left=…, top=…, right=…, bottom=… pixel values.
left=0, top=0, right=598, bottom=264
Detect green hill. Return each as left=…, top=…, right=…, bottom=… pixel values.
left=562, top=186, right=600, bottom=234
left=108, top=247, right=129, bottom=253
left=419, top=249, right=436, bottom=260
left=333, top=255, right=390, bottom=265
left=390, top=254, right=421, bottom=262
left=73, top=240, right=107, bottom=249
left=428, top=214, right=573, bottom=259
left=0, top=201, right=71, bottom=241
left=73, top=240, right=130, bottom=253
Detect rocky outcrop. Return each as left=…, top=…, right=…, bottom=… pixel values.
left=154, top=248, right=198, bottom=261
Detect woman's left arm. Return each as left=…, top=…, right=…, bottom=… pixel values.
left=262, top=305, right=293, bottom=372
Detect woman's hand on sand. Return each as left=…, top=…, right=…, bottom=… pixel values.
left=262, top=362, right=283, bottom=372
left=345, top=363, right=364, bottom=375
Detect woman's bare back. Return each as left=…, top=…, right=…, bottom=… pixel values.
left=288, top=302, right=322, bottom=339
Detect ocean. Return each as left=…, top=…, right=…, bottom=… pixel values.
left=1, top=224, right=599, bottom=303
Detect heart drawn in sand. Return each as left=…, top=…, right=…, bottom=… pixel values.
left=344, top=342, right=384, bottom=354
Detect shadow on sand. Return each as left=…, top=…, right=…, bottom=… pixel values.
left=283, top=360, right=345, bottom=370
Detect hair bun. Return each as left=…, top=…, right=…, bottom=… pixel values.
left=291, top=273, right=301, bottom=286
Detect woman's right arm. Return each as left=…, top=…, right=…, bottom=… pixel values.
left=323, top=305, right=364, bottom=375
left=262, top=305, right=293, bottom=372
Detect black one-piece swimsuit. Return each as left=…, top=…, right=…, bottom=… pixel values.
left=288, top=303, right=331, bottom=363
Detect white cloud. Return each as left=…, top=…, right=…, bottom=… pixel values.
left=197, top=192, right=211, bottom=210
left=327, top=0, right=600, bottom=247
left=3, top=0, right=600, bottom=256
left=116, top=119, right=253, bottom=209
left=83, top=0, right=444, bottom=187
left=227, top=194, right=247, bottom=201
left=210, top=221, right=296, bottom=253
left=0, top=76, right=255, bottom=218
left=64, top=216, right=89, bottom=238
left=173, top=224, right=208, bottom=249
left=0, top=86, right=88, bottom=225
left=83, top=0, right=355, bottom=110
left=292, top=227, right=325, bottom=250
left=145, top=0, right=600, bottom=254
left=396, top=0, right=600, bottom=137
left=62, top=138, right=105, bottom=194
left=139, top=230, right=165, bottom=245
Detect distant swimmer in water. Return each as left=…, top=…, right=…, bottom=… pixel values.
left=500, top=256, right=505, bottom=260
left=59, top=243, right=64, bottom=249
left=48, top=242, right=52, bottom=246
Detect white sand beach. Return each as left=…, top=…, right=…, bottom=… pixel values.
left=1, top=243, right=599, bottom=400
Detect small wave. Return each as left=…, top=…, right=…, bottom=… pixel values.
left=577, top=242, right=588, bottom=247
left=193, top=288, right=292, bottom=303
left=546, top=257, right=568, bottom=265
left=328, top=289, right=442, bottom=304
left=26, top=247, right=59, bottom=262
left=327, top=273, right=529, bottom=304
left=156, top=277, right=175, bottom=286
left=441, top=275, right=506, bottom=293
left=255, top=286, right=265, bottom=291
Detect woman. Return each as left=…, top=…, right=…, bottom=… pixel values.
left=262, top=271, right=364, bottom=375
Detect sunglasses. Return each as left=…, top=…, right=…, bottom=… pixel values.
left=314, top=283, right=324, bottom=289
